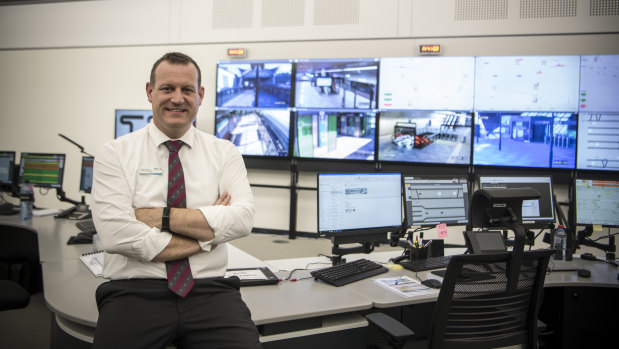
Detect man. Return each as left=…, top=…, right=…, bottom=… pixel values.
left=91, top=52, right=261, bottom=348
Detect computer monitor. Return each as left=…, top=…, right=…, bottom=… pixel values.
left=79, top=156, right=94, bottom=193
left=18, top=153, right=66, bottom=189
left=377, top=110, right=472, bottom=165
left=474, top=55, right=580, bottom=112
left=215, top=108, right=291, bottom=158
left=473, top=111, right=577, bottom=169
left=574, top=179, right=619, bottom=227
left=479, top=176, right=555, bottom=229
left=295, top=58, right=379, bottom=109
left=293, top=110, right=376, bottom=161
left=402, top=176, right=469, bottom=227
left=578, top=55, right=619, bottom=113
left=576, top=113, right=619, bottom=171
left=317, top=172, right=403, bottom=250
left=216, top=60, right=292, bottom=108
left=0, top=151, right=15, bottom=188
left=115, top=109, right=152, bottom=139
left=379, top=56, right=475, bottom=111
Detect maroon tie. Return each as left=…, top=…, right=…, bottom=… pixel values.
left=164, top=140, right=194, bottom=297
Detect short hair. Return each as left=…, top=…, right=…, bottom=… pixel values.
left=149, top=52, right=202, bottom=87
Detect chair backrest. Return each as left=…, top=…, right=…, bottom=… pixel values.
left=429, top=249, right=554, bottom=349
left=0, top=223, right=42, bottom=293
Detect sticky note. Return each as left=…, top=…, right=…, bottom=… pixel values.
left=593, top=224, right=603, bottom=232
left=436, top=223, right=448, bottom=238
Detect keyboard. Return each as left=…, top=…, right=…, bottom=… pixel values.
left=311, top=258, right=389, bottom=287
left=76, top=218, right=96, bottom=233
left=399, top=256, right=452, bottom=272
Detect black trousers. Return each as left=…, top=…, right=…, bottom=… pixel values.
left=92, top=277, right=262, bottom=349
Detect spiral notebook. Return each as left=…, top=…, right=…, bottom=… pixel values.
left=80, top=250, right=104, bottom=277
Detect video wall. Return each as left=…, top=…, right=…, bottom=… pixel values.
left=214, top=54, right=619, bottom=172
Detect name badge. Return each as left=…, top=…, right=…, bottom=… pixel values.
left=139, top=168, right=163, bottom=175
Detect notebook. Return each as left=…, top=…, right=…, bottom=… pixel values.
left=80, top=250, right=104, bottom=277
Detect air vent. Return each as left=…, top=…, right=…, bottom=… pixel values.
left=313, top=0, right=359, bottom=25
left=262, top=0, right=305, bottom=27
left=454, top=0, right=509, bottom=21
left=590, top=0, right=619, bottom=16
left=520, top=0, right=577, bottom=19
left=212, top=0, right=253, bottom=29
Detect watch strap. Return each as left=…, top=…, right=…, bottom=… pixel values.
left=162, top=206, right=171, bottom=232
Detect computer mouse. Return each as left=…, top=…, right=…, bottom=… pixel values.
left=421, top=278, right=442, bottom=289
left=577, top=269, right=591, bottom=278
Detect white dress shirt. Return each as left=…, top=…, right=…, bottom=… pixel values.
left=92, top=123, right=255, bottom=280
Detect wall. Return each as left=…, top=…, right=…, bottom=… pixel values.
left=0, top=0, right=618, bottom=248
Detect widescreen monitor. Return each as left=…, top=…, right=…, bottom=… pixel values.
left=379, top=56, right=475, bottom=111
left=474, top=55, right=580, bottom=112
left=293, top=110, right=375, bottom=161
left=79, top=156, right=94, bottom=193
left=18, top=153, right=66, bottom=189
left=0, top=151, right=15, bottom=186
left=215, top=108, right=291, bottom=157
left=575, top=179, right=619, bottom=227
left=317, top=172, right=403, bottom=238
left=295, top=58, right=379, bottom=109
left=576, top=113, right=619, bottom=171
left=578, top=55, right=619, bottom=113
left=473, top=112, right=577, bottom=169
left=115, top=109, right=152, bottom=139
left=216, top=60, right=292, bottom=108
left=377, top=110, right=472, bottom=165
left=479, top=176, right=555, bottom=228
left=402, top=176, right=469, bottom=227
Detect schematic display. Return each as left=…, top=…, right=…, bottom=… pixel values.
left=403, top=177, right=469, bottom=226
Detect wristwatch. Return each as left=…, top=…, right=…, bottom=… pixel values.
left=162, top=206, right=171, bottom=232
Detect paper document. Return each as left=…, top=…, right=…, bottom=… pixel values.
left=80, top=250, right=104, bottom=277
left=373, top=276, right=435, bottom=297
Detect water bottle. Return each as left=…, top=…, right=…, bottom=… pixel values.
left=19, top=181, right=34, bottom=221
left=553, top=225, right=567, bottom=261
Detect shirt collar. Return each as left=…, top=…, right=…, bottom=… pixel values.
left=148, top=122, right=195, bottom=150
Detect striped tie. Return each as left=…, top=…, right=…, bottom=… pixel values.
left=163, top=140, right=194, bottom=297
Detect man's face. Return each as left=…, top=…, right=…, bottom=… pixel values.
left=146, top=61, right=204, bottom=137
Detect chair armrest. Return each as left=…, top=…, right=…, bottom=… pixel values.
left=366, top=312, right=415, bottom=344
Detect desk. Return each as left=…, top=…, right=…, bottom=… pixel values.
left=3, top=215, right=618, bottom=349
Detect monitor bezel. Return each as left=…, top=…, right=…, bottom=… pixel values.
left=18, top=152, right=66, bottom=189
left=316, top=172, right=404, bottom=239
left=402, top=174, right=470, bottom=227
left=477, top=174, right=556, bottom=229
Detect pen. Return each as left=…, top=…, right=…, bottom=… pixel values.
left=394, top=277, right=406, bottom=285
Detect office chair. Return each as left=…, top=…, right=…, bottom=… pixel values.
left=367, top=249, right=554, bottom=349
left=0, top=223, right=42, bottom=293
left=367, top=188, right=554, bottom=349
left=0, top=279, right=30, bottom=311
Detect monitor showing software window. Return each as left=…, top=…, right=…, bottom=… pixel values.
left=402, top=176, right=469, bottom=227
left=18, top=153, right=66, bottom=189
left=80, top=156, right=94, bottom=193
left=575, top=179, right=619, bottom=227
left=317, top=173, right=402, bottom=237
left=0, top=151, right=15, bottom=187
left=479, top=176, right=555, bottom=228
